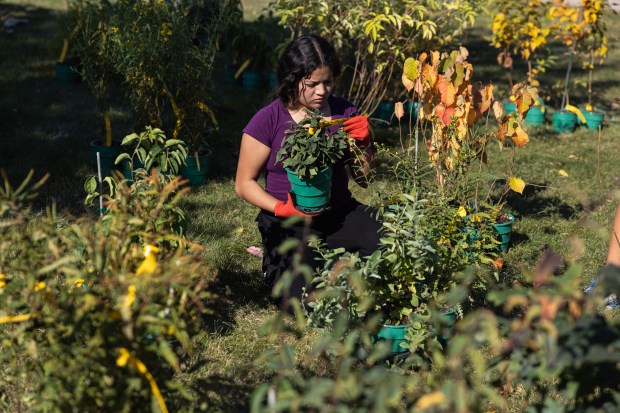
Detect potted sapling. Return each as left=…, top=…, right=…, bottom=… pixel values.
left=276, top=109, right=349, bottom=214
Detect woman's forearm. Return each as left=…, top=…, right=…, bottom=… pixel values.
left=235, top=179, right=279, bottom=213
left=606, top=203, right=620, bottom=267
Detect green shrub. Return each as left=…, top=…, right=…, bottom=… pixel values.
left=252, top=257, right=620, bottom=412
left=0, top=171, right=211, bottom=412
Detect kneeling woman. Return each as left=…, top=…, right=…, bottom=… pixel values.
left=234, top=34, right=382, bottom=311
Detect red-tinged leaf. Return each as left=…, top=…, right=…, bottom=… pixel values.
left=402, top=73, right=415, bottom=92
left=437, top=77, right=456, bottom=107
left=414, top=78, right=424, bottom=97
left=441, top=106, right=455, bottom=125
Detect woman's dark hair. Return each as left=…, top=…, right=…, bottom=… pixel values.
left=272, top=34, right=342, bottom=106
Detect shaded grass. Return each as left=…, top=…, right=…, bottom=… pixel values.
left=1, top=1, right=619, bottom=411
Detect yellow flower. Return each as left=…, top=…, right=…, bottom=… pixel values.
left=0, top=273, right=5, bottom=289
left=136, top=244, right=160, bottom=275
left=558, top=169, right=569, bottom=177
left=34, top=281, right=46, bottom=291
left=457, top=206, right=467, bottom=218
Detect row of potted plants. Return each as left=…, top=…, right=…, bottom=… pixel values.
left=67, top=0, right=236, bottom=185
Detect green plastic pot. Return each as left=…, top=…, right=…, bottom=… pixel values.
left=241, top=70, right=263, bottom=90
left=55, top=61, right=80, bottom=83
left=372, top=101, right=395, bottom=125
left=122, top=157, right=145, bottom=183
left=553, top=111, right=577, bottom=133
left=181, top=149, right=212, bottom=187
left=286, top=166, right=333, bottom=213
left=525, top=105, right=545, bottom=127
left=583, top=110, right=604, bottom=131
left=493, top=213, right=515, bottom=252
left=503, top=101, right=516, bottom=115
left=373, top=308, right=458, bottom=354
left=90, top=140, right=122, bottom=177
left=404, top=101, right=419, bottom=120
left=373, top=324, right=409, bottom=354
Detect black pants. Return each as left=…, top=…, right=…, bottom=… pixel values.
left=257, top=199, right=382, bottom=309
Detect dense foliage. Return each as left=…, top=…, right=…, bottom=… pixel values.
left=0, top=171, right=210, bottom=412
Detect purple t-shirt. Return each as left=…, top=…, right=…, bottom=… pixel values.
left=243, top=96, right=358, bottom=207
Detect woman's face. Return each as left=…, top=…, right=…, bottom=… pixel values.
left=297, top=66, right=334, bottom=111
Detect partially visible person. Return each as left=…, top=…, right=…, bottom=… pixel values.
left=585, top=201, right=620, bottom=310
left=234, top=34, right=382, bottom=311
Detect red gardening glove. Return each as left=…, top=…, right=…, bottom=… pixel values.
left=274, top=193, right=315, bottom=218
left=343, top=115, right=370, bottom=147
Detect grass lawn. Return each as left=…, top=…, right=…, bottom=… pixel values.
left=1, top=1, right=619, bottom=411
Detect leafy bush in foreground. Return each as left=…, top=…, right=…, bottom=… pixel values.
left=0, top=171, right=211, bottom=412
left=252, top=252, right=620, bottom=412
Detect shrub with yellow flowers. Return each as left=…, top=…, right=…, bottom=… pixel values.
left=0, top=171, right=211, bottom=412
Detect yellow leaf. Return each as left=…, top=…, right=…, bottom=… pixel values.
left=415, top=391, right=446, bottom=409
left=458, top=206, right=467, bottom=218
left=511, top=127, right=529, bottom=147
left=559, top=169, right=569, bottom=177
left=116, top=348, right=131, bottom=367
left=234, top=227, right=244, bottom=234
left=509, top=177, right=525, bottom=194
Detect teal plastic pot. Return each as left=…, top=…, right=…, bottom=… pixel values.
left=372, top=101, right=395, bottom=125
left=266, top=71, right=277, bottom=90
left=90, top=140, right=122, bottom=177
left=241, top=70, right=263, bottom=89
left=437, top=308, right=458, bottom=347
left=286, top=166, right=333, bottom=213
left=525, top=105, right=545, bottom=127
left=493, top=213, right=515, bottom=253
left=373, top=309, right=458, bottom=354
left=503, top=101, right=516, bottom=115
left=553, top=111, right=577, bottom=133
left=373, top=324, right=409, bottom=354
left=404, top=101, right=419, bottom=120
left=122, top=157, right=145, bottom=183
left=583, top=110, right=604, bottom=131
left=181, top=149, right=212, bottom=187
left=55, top=61, right=80, bottom=83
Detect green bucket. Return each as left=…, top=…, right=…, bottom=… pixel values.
left=55, top=61, right=80, bottom=83
left=493, top=213, right=515, bottom=252
left=404, top=101, right=419, bottom=120
left=583, top=110, right=604, bottom=131
left=553, top=111, right=577, bottom=133
left=372, top=101, right=395, bottom=125
left=241, top=70, right=263, bottom=90
left=503, top=101, right=516, bottom=115
left=286, top=166, right=332, bottom=213
left=373, top=308, right=458, bottom=355
left=373, top=324, right=409, bottom=354
left=525, top=105, right=545, bottom=127
left=90, top=140, right=122, bottom=178
left=181, top=149, right=212, bottom=187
